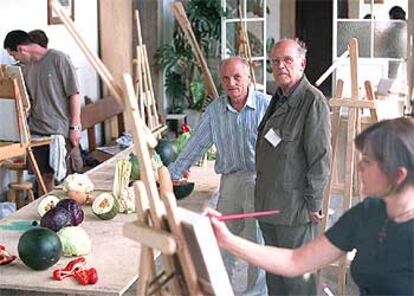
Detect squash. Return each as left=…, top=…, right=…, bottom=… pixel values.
left=92, top=192, right=119, bottom=220
left=18, top=227, right=62, bottom=270
left=37, top=195, right=61, bottom=217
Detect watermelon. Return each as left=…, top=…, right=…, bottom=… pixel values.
left=155, top=139, right=178, bottom=166
left=18, top=227, right=62, bottom=270
left=92, top=192, right=119, bottom=220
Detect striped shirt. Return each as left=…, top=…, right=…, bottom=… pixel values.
left=169, top=87, right=271, bottom=179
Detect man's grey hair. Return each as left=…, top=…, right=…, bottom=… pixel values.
left=273, top=38, right=308, bottom=58
left=219, top=56, right=250, bottom=74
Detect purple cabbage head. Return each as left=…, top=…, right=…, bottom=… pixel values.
left=40, top=207, right=71, bottom=232
left=56, top=199, right=84, bottom=226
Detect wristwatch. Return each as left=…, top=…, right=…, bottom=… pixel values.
left=69, top=124, right=82, bottom=131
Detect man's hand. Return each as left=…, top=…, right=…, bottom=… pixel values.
left=69, top=130, right=81, bottom=147
left=309, top=210, right=324, bottom=224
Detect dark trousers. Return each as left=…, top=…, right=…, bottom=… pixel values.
left=259, top=222, right=317, bottom=296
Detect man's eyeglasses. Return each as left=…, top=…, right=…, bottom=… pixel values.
left=270, top=56, right=296, bottom=66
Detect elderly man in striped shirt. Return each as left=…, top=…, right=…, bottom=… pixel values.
left=169, top=56, right=270, bottom=295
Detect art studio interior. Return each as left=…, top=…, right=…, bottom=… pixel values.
left=0, top=0, right=413, bottom=295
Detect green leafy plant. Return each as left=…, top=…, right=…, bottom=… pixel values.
left=266, top=37, right=275, bottom=73
left=156, top=0, right=223, bottom=113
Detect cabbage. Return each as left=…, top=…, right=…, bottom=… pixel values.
left=57, top=226, right=91, bottom=257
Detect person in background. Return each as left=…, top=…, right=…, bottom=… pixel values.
left=169, top=56, right=270, bottom=295
left=386, top=5, right=407, bottom=79
left=28, top=29, right=49, bottom=48
left=255, top=38, right=331, bottom=295
left=208, top=117, right=414, bottom=296
left=389, top=5, right=406, bottom=20
left=3, top=30, right=81, bottom=194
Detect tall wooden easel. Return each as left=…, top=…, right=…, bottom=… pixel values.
left=171, top=1, right=219, bottom=99
left=133, top=9, right=163, bottom=132
left=0, top=74, right=47, bottom=196
left=122, top=73, right=233, bottom=295
left=51, top=0, right=165, bottom=141
left=321, top=38, right=378, bottom=296
left=237, top=5, right=257, bottom=88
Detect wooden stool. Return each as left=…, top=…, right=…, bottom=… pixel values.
left=1, top=160, right=33, bottom=209
left=8, top=181, right=35, bottom=209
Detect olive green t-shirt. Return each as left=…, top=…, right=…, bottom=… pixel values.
left=24, top=49, right=79, bottom=137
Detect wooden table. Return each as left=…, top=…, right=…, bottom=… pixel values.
left=0, top=147, right=219, bottom=295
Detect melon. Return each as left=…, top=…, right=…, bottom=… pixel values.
left=155, top=139, right=178, bottom=166
left=92, top=192, right=119, bottom=220
left=18, top=227, right=62, bottom=270
left=37, top=195, right=61, bottom=217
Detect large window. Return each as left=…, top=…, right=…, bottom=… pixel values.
left=221, top=0, right=267, bottom=91
left=333, top=0, right=408, bottom=97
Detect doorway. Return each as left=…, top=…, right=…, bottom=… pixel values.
left=296, top=0, right=333, bottom=97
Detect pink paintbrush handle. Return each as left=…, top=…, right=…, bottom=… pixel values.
left=216, top=210, right=279, bottom=221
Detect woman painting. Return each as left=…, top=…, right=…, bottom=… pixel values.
left=208, top=118, right=414, bottom=295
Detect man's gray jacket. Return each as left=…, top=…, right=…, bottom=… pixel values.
left=255, top=76, right=331, bottom=226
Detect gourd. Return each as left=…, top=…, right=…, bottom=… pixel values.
left=37, top=195, right=61, bottom=217
left=92, top=192, right=119, bottom=220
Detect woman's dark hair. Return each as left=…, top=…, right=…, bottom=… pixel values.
left=355, top=118, right=414, bottom=193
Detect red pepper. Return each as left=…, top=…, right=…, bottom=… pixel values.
left=86, top=268, right=98, bottom=284
left=74, top=268, right=98, bottom=285
left=52, top=257, right=86, bottom=281
left=181, top=122, right=191, bottom=133
left=0, top=244, right=17, bottom=265
left=73, top=269, right=90, bottom=285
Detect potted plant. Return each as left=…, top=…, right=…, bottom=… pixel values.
left=156, top=0, right=223, bottom=114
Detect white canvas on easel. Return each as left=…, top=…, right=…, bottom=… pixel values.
left=5, top=65, right=30, bottom=111
left=0, top=100, right=21, bottom=142
left=0, top=65, right=29, bottom=143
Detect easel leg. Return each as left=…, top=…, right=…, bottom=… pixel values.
left=26, top=147, right=47, bottom=195
left=138, top=246, right=156, bottom=296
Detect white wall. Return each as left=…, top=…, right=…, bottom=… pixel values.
left=0, top=0, right=100, bottom=197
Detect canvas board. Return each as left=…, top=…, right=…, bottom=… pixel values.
left=5, top=65, right=30, bottom=111
left=0, top=100, right=20, bottom=142
left=177, top=207, right=234, bottom=296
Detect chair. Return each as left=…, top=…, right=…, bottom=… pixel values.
left=80, top=95, right=125, bottom=165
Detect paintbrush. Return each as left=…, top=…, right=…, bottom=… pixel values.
left=209, top=210, right=279, bottom=221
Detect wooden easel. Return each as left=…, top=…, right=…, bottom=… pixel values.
left=133, top=9, right=163, bottom=132
left=237, top=5, right=257, bottom=89
left=171, top=1, right=219, bottom=99
left=122, top=73, right=233, bottom=295
left=320, top=38, right=378, bottom=296
left=51, top=0, right=166, bottom=139
left=0, top=74, right=47, bottom=196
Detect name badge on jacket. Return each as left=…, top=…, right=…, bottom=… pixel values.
left=264, top=128, right=281, bottom=147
